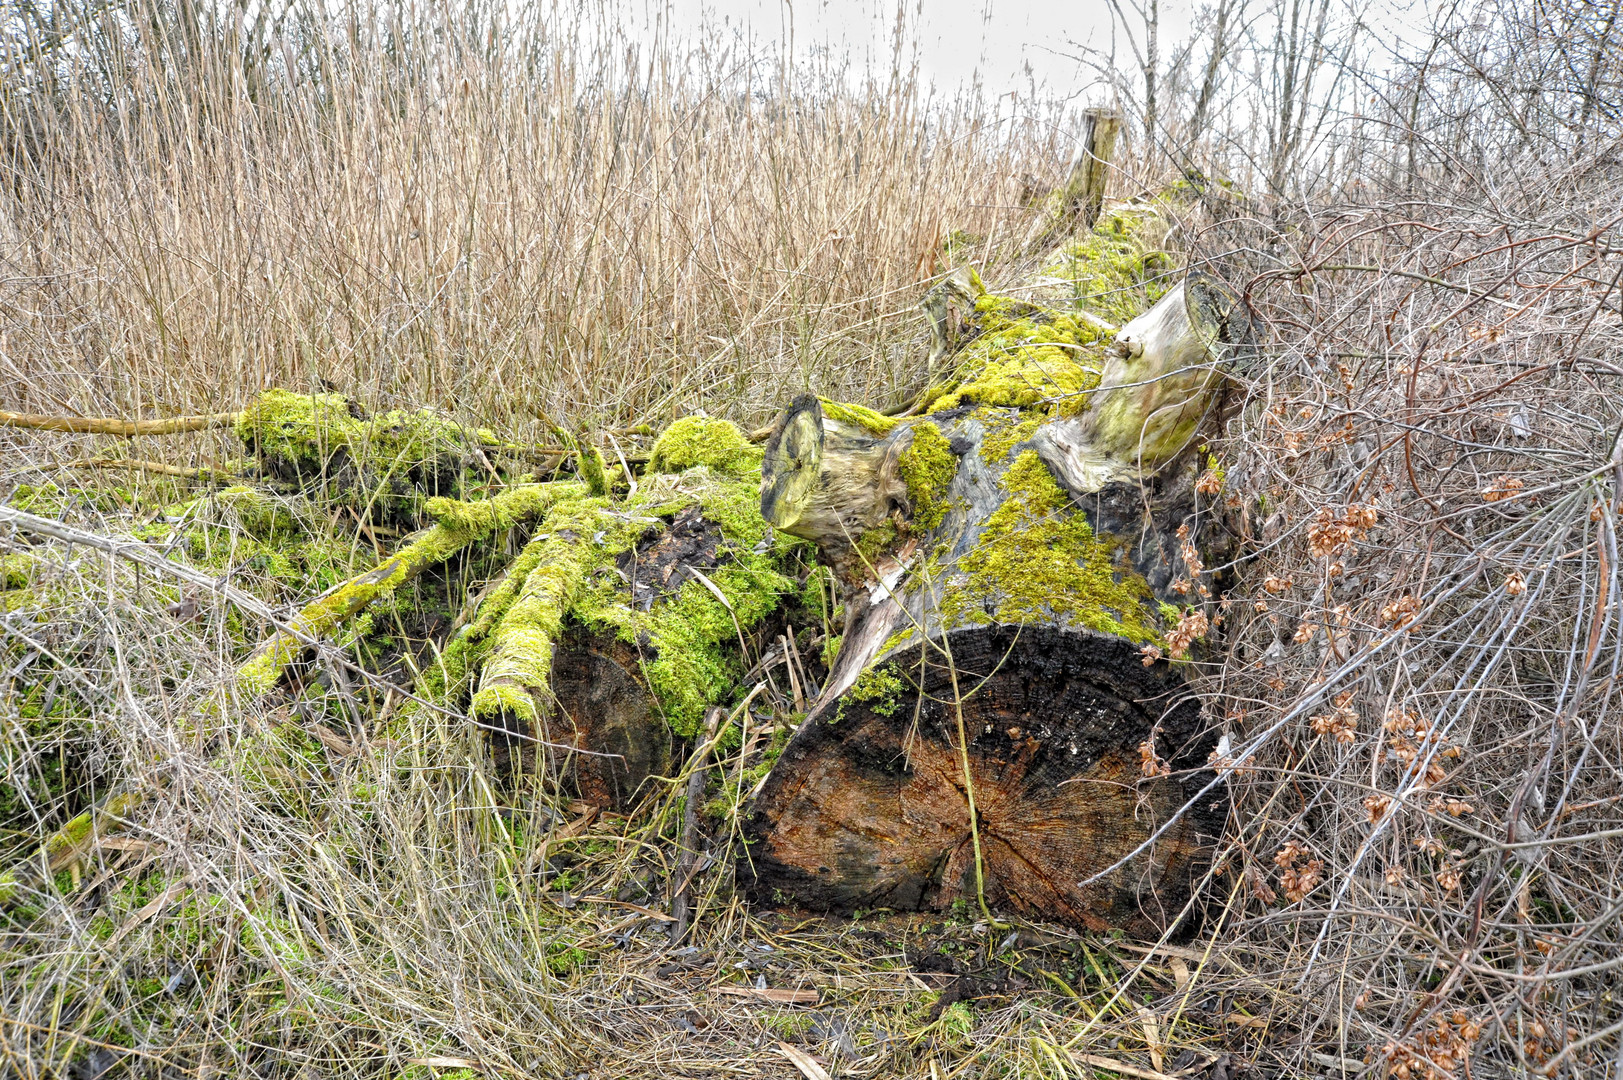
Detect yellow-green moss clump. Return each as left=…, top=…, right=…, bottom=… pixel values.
left=898, top=422, right=957, bottom=531
left=852, top=520, right=900, bottom=573
left=453, top=426, right=809, bottom=737
left=235, top=388, right=469, bottom=475
left=843, top=663, right=904, bottom=718
left=566, top=473, right=803, bottom=735
left=943, top=451, right=1158, bottom=644
left=977, top=411, right=1042, bottom=467
left=1, top=552, right=33, bottom=591
left=471, top=530, right=595, bottom=722
left=236, top=482, right=584, bottom=697
left=648, top=416, right=762, bottom=476
left=820, top=398, right=900, bottom=437
left=0, top=790, right=146, bottom=905
left=1045, top=202, right=1174, bottom=325
left=926, top=296, right=1104, bottom=416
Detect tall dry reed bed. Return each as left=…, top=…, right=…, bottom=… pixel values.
left=0, top=0, right=1063, bottom=446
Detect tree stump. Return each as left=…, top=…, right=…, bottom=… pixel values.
left=743, top=269, right=1258, bottom=934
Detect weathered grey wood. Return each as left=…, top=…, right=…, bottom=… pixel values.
left=1062, top=108, right=1124, bottom=230
left=1035, top=270, right=1261, bottom=498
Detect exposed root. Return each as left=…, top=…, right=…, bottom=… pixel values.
left=470, top=522, right=595, bottom=723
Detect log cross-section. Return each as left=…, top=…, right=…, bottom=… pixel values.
left=744, top=625, right=1225, bottom=936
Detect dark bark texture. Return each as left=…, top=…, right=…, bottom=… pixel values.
left=742, top=625, right=1224, bottom=936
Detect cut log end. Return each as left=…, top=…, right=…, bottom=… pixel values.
left=741, top=624, right=1225, bottom=937
left=485, top=637, right=673, bottom=812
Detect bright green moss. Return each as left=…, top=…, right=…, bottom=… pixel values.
left=460, top=468, right=806, bottom=737
left=977, top=411, right=1041, bottom=467
left=1, top=588, right=39, bottom=613
left=820, top=398, right=900, bottom=436
left=898, top=423, right=957, bottom=531
left=0, top=791, right=145, bottom=906
left=938, top=1000, right=976, bottom=1042
left=570, top=475, right=802, bottom=735
left=846, top=664, right=905, bottom=717
left=579, top=444, right=611, bottom=497
left=648, top=416, right=760, bottom=476
left=546, top=941, right=592, bottom=975
left=761, top=1012, right=817, bottom=1040
left=944, top=451, right=1159, bottom=644
left=927, top=296, right=1104, bottom=415
left=235, top=388, right=467, bottom=473
left=422, top=482, right=581, bottom=535
left=1045, top=203, right=1174, bottom=325
left=853, top=520, right=899, bottom=571
left=879, top=626, right=918, bottom=656
left=470, top=530, right=594, bottom=722
left=11, top=482, right=74, bottom=516
left=236, top=483, right=583, bottom=697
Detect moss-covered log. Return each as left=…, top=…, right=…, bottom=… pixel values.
left=444, top=418, right=820, bottom=810
left=742, top=261, right=1257, bottom=935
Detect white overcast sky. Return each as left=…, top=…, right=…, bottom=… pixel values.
left=621, top=0, right=1165, bottom=100
left=613, top=0, right=1428, bottom=102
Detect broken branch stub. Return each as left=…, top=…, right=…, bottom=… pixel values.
left=1062, top=108, right=1123, bottom=231
left=745, top=268, right=1256, bottom=935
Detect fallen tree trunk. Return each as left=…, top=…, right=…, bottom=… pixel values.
left=3, top=191, right=1256, bottom=935
left=742, top=270, right=1258, bottom=935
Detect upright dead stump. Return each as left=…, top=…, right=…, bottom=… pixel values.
left=742, top=267, right=1259, bottom=936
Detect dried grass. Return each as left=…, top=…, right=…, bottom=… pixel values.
left=1178, top=152, right=1623, bottom=1076
left=0, top=0, right=1063, bottom=446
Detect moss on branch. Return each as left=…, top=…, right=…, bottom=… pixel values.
left=939, top=450, right=1161, bottom=645
left=236, top=482, right=586, bottom=697
left=445, top=420, right=810, bottom=738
